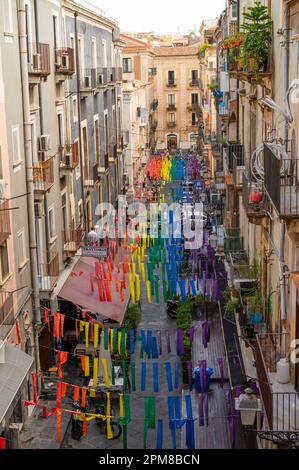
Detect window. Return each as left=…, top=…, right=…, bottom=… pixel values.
left=73, top=96, right=78, bottom=123
left=192, top=113, right=197, bottom=125
left=168, top=71, right=175, bottom=84
left=104, top=113, right=109, bottom=155
left=70, top=34, right=76, bottom=72
left=102, top=40, right=107, bottom=67
left=111, top=43, right=114, bottom=67
left=91, top=37, right=97, bottom=69
left=231, top=1, right=238, bottom=18
left=168, top=112, right=176, bottom=123
left=0, top=241, right=10, bottom=282
left=52, top=14, right=59, bottom=50
left=168, top=94, right=175, bottom=105
left=78, top=200, right=83, bottom=225
left=11, top=126, right=21, bottom=167
left=4, top=0, right=13, bottom=34
left=48, top=207, right=56, bottom=240
left=94, top=118, right=100, bottom=164
left=191, top=93, right=198, bottom=105
left=17, top=229, right=27, bottom=269
left=209, top=61, right=214, bottom=70
left=78, top=35, right=84, bottom=71
left=123, top=58, right=133, bottom=73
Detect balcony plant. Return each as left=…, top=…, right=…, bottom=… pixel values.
left=240, top=1, right=273, bottom=76
left=198, top=42, right=211, bottom=59
left=246, top=291, right=263, bottom=324
left=207, top=82, right=218, bottom=92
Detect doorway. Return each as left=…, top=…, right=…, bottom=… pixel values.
left=167, top=134, right=178, bottom=150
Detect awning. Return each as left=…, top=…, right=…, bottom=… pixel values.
left=0, top=343, right=34, bottom=428
left=58, top=257, right=130, bottom=325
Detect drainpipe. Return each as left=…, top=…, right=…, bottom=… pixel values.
left=74, top=12, right=87, bottom=234
left=17, top=1, right=41, bottom=378
left=34, top=0, right=51, bottom=267
left=279, top=5, right=290, bottom=325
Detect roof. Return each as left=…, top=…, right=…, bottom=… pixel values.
left=152, top=46, right=199, bottom=57
left=0, top=343, right=33, bottom=428
left=58, top=256, right=130, bottom=325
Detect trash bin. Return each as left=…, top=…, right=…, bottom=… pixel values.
left=194, top=367, right=214, bottom=392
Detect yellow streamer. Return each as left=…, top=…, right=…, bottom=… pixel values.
left=89, top=389, right=96, bottom=398
left=118, top=331, right=122, bottom=355
left=146, top=280, right=152, bottom=304
left=93, top=357, right=99, bottom=387
left=101, top=358, right=110, bottom=388
left=85, top=322, right=89, bottom=347
left=79, top=321, right=84, bottom=332
left=141, top=263, right=146, bottom=282
left=94, top=324, right=99, bottom=348
left=136, top=274, right=141, bottom=302
left=106, top=392, right=113, bottom=439
left=119, top=394, right=124, bottom=419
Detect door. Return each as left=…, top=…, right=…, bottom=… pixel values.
left=167, top=134, right=177, bottom=150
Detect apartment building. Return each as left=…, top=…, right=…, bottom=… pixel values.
left=152, top=43, right=203, bottom=151
left=121, top=34, right=156, bottom=192
left=216, top=0, right=299, bottom=448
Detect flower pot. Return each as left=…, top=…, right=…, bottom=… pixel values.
left=250, top=313, right=263, bottom=324
left=249, top=191, right=263, bottom=204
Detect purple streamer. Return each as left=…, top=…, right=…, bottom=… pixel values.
left=199, top=360, right=207, bottom=392
left=232, top=355, right=240, bottom=366
left=198, top=394, right=205, bottom=427
left=177, top=329, right=185, bottom=356
left=166, top=331, right=171, bottom=353
left=205, top=393, right=209, bottom=427
left=189, top=325, right=195, bottom=344
left=217, top=357, right=225, bottom=388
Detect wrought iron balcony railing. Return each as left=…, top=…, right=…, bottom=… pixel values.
left=264, top=143, right=299, bottom=218
left=32, top=157, right=55, bottom=192
left=55, top=48, right=75, bottom=75
left=28, top=42, right=50, bottom=77
left=224, top=227, right=244, bottom=253
left=58, top=142, right=79, bottom=170
left=63, top=224, right=84, bottom=253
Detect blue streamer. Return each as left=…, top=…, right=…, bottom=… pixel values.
left=141, top=330, right=147, bottom=352
left=190, top=279, right=197, bottom=297
left=174, top=362, right=179, bottom=389
left=165, top=362, right=173, bottom=392
left=141, top=362, right=146, bottom=392
left=129, top=329, right=135, bottom=354
left=156, top=419, right=163, bottom=449
left=185, top=395, right=195, bottom=449
left=153, top=363, right=159, bottom=393
left=146, top=330, right=153, bottom=357
left=179, top=280, right=187, bottom=304
left=151, top=337, right=159, bottom=359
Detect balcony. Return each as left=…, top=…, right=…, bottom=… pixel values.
left=28, top=43, right=50, bottom=79
left=150, top=99, right=158, bottom=111
left=167, top=121, right=176, bottom=128
left=0, top=291, right=14, bottom=341
left=166, top=79, right=177, bottom=88
left=150, top=120, right=157, bottom=133
left=227, top=49, right=272, bottom=86
left=80, top=69, right=97, bottom=94
left=55, top=48, right=75, bottom=76
left=38, top=252, right=59, bottom=295
left=243, top=172, right=270, bottom=224
left=264, top=144, right=299, bottom=219
left=189, top=79, right=200, bottom=87
left=32, top=157, right=54, bottom=193
left=224, top=227, right=244, bottom=253
left=187, top=103, right=201, bottom=112
left=232, top=150, right=245, bottom=188
left=112, top=67, right=122, bottom=83
left=228, top=251, right=258, bottom=286
left=59, top=142, right=79, bottom=172
left=84, top=162, right=99, bottom=187
left=0, top=200, right=11, bottom=244
left=167, top=103, right=176, bottom=111
left=255, top=333, right=299, bottom=441
left=63, top=224, right=83, bottom=254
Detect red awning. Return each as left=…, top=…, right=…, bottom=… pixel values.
left=58, top=257, right=130, bottom=325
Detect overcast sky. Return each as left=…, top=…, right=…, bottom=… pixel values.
left=92, top=0, right=226, bottom=35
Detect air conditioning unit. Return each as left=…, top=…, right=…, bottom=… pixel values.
left=0, top=179, right=6, bottom=199
left=38, top=135, right=50, bottom=152
left=32, top=53, right=41, bottom=70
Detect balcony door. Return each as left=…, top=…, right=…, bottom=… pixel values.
left=168, top=71, right=175, bottom=85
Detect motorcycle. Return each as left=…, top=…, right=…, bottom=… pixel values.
left=95, top=404, right=122, bottom=440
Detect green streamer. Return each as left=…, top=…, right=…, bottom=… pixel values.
left=131, top=362, right=136, bottom=392
left=118, top=395, right=131, bottom=450
left=113, top=327, right=118, bottom=353
left=104, top=326, right=109, bottom=350
left=143, top=397, right=156, bottom=449
left=121, top=327, right=126, bottom=355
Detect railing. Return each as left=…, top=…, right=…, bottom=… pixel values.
left=255, top=333, right=299, bottom=433
left=189, top=78, right=200, bottom=87
left=55, top=48, right=75, bottom=75
left=63, top=224, right=84, bottom=253
left=38, top=252, right=59, bottom=292
left=32, top=157, right=54, bottom=192
left=166, top=79, right=177, bottom=87
left=243, top=172, right=270, bottom=218
left=151, top=99, right=158, bottom=111
left=28, top=42, right=50, bottom=76
left=232, top=151, right=245, bottom=187
left=167, top=121, right=176, bottom=128
left=58, top=142, right=79, bottom=169
left=0, top=291, right=14, bottom=341
left=212, top=142, right=221, bottom=156
left=112, top=66, right=122, bottom=82
left=224, top=227, right=244, bottom=252
left=80, top=68, right=97, bottom=90
left=187, top=103, right=200, bottom=112
left=0, top=199, right=11, bottom=244
left=72, top=0, right=118, bottom=24
left=84, top=162, right=99, bottom=186
left=264, top=143, right=299, bottom=218
left=167, top=104, right=176, bottom=110
left=226, top=143, right=244, bottom=172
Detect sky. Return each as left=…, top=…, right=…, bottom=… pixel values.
left=92, top=0, right=226, bottom=35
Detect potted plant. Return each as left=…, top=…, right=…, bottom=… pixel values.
left=198, top=42, right=211, bottom=59
left=241, top=1, right=273, bottom=76
left=230, top=285, right=239, bottom=304
left=247, top=292, right=263, bottom=324
left=224, top=299, right=238, bottom=319
left=207, top=82, right=218, bottom=92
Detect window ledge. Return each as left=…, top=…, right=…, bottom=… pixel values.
left=0, top=273, right=12, bottom=287
left=19, top=259, right=29, bottom=273
left=49, top=235, right=58, bottom=245
left=13, top=160, right=23, bottom=170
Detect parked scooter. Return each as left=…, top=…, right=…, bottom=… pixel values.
left=95, top=404, right=122, bottom=440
